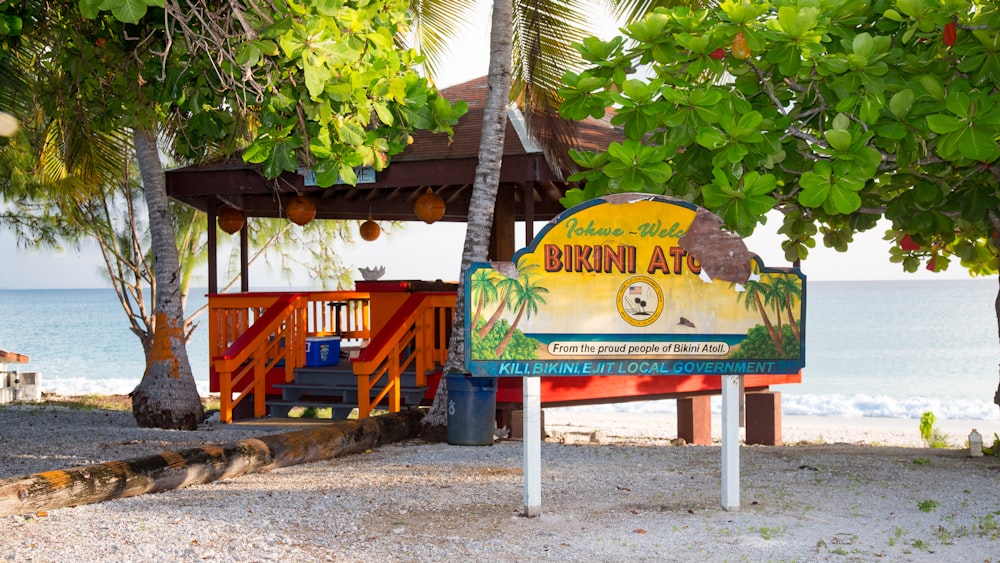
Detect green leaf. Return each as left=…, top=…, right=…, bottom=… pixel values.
left=852, top=33, right=874, bottom=58
left=111, top=0, right=147, bottom=23
left=825, top=129, right=853, bottom=152
left=260, top=18, right=294, bottom=40
left=829, top=177, right=864, bottom=214
left=79, top=0, right=102, bottom=18
left=945, top=91, right=971, bottom=119
left=926, top=114, right=964, bottom=134
left=918, top=75, right=945, bottom=102
left=262, top=139, right=299, bottom=178
left=337, top=118, right=366, bottom=145
left=956, top=127, right=1000, bottom=161
left=336, top=163, right=358, bottom=186
left=372, top=101, right=393, bottom=126
left=889, top=89, right=914, bottom=119
left=696, top=127, right=727, bottom=150
left=883, top=9, right=904, bottom=21
left=236, top=43, right=262, bottom=67
left=242, top=137, right=274, bottom=164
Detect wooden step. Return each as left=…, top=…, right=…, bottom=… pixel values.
left=267, top=399, right=357, bottom=420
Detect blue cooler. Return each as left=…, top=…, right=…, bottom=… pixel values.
left=305, top=336, right=340, bottom=366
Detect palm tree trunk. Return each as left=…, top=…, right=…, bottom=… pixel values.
left=496, top=303, right=526, bottom=357
left=994, top=271, right=1000, bottom=411
left=423, top=0, right=514, bottom=430
left=753, top=292, right=784, bottom=355
left=476, top=286, right=510, bottom=337
left=785, top=295, right=801, bottom=340
left=129, top=128, right=205, bottom=430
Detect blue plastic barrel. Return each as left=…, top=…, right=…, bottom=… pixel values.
left=446, top=374, right=498, bottom=446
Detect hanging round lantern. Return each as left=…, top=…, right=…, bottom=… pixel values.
left=217, top=207, right=245, bottom=235
left=286, top=195, right=316, bottom=226
left=359, top=218, right=381, bottom=241
left=414, top=189, right=445, bottom=224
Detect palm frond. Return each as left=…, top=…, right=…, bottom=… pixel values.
left=408, top=0, right=484, bottom=85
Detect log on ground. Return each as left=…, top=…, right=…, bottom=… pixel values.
left=0, top=409, right=423, bottom=517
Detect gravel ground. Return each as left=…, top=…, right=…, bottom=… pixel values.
left=1, top=404, right=1000, bottom=562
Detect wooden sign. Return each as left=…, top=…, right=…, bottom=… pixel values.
left=464, top=193, right=805, bottom=377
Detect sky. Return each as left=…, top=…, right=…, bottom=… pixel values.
left=0, top=3, right=983, bottom=289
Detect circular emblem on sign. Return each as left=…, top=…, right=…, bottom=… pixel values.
left=617, top=276, right=664, bottom=327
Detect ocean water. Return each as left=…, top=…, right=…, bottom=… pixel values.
left=1, top=280, right=999, bottom=421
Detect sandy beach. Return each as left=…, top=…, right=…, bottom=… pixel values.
left=1, top=403, right=1000, bottom=561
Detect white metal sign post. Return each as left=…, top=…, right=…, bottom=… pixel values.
left=522, top=377, right=542, bottom=517
left=721, top=374, right=742, bottom=510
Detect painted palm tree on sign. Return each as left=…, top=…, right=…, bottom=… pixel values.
left=773, top=275, right=802, bottom=341
left=737, top=279, right=785, bottom=355
left=469, top=268, right=501, bottom=330
left=476, top=263, right=539, bottom=338
left=496, top=273, right=549, bottom=357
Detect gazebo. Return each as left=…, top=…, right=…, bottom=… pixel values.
left=165, top=77, right=795, bottom=444
left=166, top=77, right=620, bottom=293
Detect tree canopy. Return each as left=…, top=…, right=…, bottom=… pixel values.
left=558, top=0, right=1000, bottom=277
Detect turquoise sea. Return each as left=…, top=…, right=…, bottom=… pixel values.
left=1, top=280, right=999, bottom=421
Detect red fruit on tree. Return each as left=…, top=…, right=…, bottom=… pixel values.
left=709, top=48, right=726, bottom=60
left=731, top=32, right=751, bottom=60
left=926, top=257, right=937, bottom=271
left=900, top=234, right=920, bottom=251
left=943, top=21, right=957, bottom=46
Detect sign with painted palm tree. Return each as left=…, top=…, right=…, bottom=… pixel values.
left=464, top=193, right=805, bottom=377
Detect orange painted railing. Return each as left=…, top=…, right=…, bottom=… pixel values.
left=208, top=291, right=372, bottom=423
left=350, top=292, right=455, bottom=418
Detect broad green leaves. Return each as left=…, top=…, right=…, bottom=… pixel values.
left=926, top=89, right=1000, bottom=162
left=559, top=0, right=1000, bottom=276
left=797, top=161, right=865, bottom=214
left=79, top=0, right=466, bottom=186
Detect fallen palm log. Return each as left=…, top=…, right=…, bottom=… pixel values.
left=0, top=409, right=423, bottom=517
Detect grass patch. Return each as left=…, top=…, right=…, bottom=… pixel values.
left=30, top=393, right=221, bottom=414
left=917, top=499, right=939, bottom=513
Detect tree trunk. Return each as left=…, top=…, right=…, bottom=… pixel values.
left=130, top=128, right=205, bottom=430
left=422, top=0, right=514, bottom=431
left=994, top=271, right=1000, bottom=411
left=0, top=411, right=422, bottom=517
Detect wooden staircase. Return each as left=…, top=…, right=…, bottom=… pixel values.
left=268, top=363, right=430, bottom=419
left=209, top=290, right=455, bottom=423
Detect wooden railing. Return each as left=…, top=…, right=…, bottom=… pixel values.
left=350, top=292, right=455, bottom=418
left=208, top=291, right=372, bottom=422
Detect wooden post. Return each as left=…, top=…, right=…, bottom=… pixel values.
left=745, top=391, right=782, bottom=446
left=677, top=395, right=712, bottom=445
left=0, top=410, right=422, bottom=517
left=207, top=197, right=218, bottom=295
left=489, top=184, right=516, bottom=261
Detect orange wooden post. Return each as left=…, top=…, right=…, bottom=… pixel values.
left=677, top=395, right=712, bottom=445
left=219, top=367, right=232, bottom=424
left=254, top=355, right=267, bottom=418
